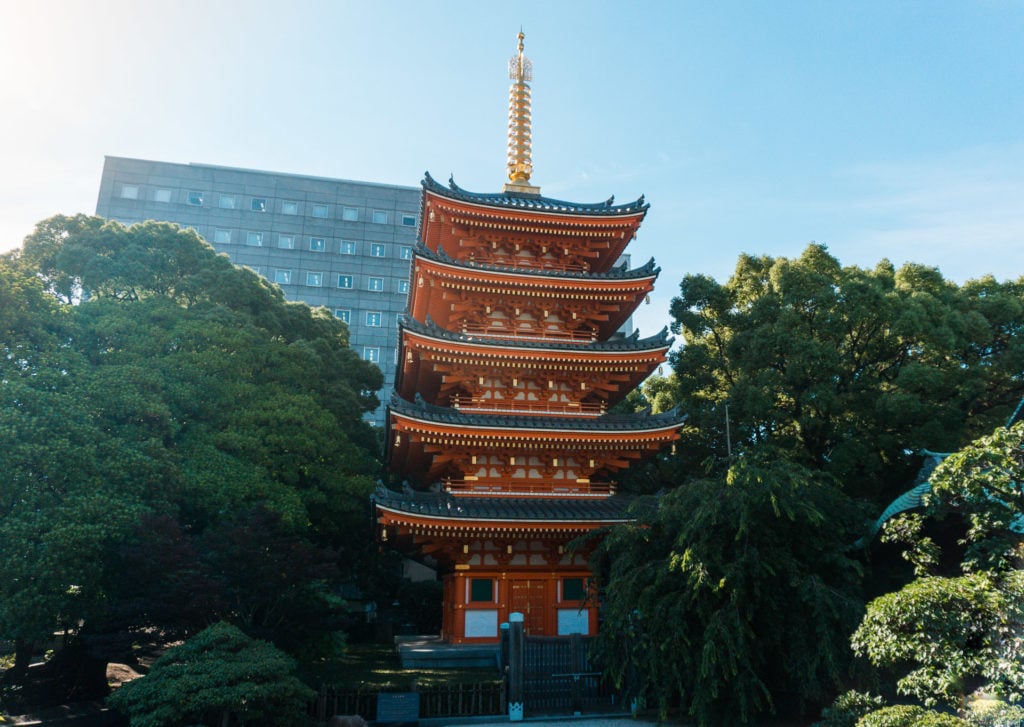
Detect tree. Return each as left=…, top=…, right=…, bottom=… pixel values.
left=596, top=451, right=864, bottom=725
left=600, top=246, right=1024, bottom=725
left=852, top=571, right=1024, bottom=710
left=667, top=244, right=1024, bottom=501
left=107, top=622, right=314, bottom=727
left=850, top=423, right=1024, bottom=719
left=0, top=217, right=384, bottom=706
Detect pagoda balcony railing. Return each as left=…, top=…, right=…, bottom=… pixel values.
left=460, top=321, right=597, bottom=343
left=451, top=395, right=606, bottom=416
left=441, top=478, right=616, bottom=497
left=468, top=255, right=592, bottom=275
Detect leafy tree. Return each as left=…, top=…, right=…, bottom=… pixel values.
left=596, top=451, right=864, bottom=725
left=601, top=246, right=1024, bottom=726
left=856, top=705, right=969, bottom=726
left=667, top=244, right=1024, bottom=500
left=850, top=424, right=1024, bottom=716
left=107, top=622, right=314, bottom=727
left=0, top=218, right=384, bottom=705
left=851, top=571, right=1024, bottom=709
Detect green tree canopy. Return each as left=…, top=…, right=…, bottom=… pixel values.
left=107, top=622, right=314, bottom=727
left=597, top=451, right=864, bottom=725
left=850, top=423, right=1024, bottom=718
left=0, top=217, right=384, bottom=705
left=666, top=244, right=1024, bottom=500
left=601, top=246, right=1024, bottom=726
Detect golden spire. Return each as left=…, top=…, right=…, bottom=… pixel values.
left=503, top=30, right=540, bottom=195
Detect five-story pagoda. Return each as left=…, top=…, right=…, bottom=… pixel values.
left=375, top=32, right=683, bottom=643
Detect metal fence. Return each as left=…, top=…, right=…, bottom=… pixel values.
left=309, top=681, right=506, bottom=722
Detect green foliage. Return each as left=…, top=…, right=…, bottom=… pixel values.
left=667, top=244, right=1024, bottom=500
left=596, top=451, right=864, bottom=726
left=852, top=572, right=1024, bottom=708
left=926, top=423, right=1024, bottom=573
left=967, top=700, right=1024, bottom=726
left=856, top=704, right=970, bottom=726
left=816, top=690, right=887, bottom=727
left=0, top=217, right=385, bottom=703
left=879, top=514, right=942, bottom=578
left=851, top=424, right=1024, bottom=715
left=107, top=622, right=314, bottom=727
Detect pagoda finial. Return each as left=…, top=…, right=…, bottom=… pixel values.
left=503, top=30, right=540, bottom=195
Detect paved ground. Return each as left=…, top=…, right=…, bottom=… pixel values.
left=420, top=716, right=667, bottom=727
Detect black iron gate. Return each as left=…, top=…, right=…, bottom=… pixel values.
left=521, top=634, right=618, bottom=715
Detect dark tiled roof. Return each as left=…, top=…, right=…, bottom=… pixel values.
left=422, top=171, right=649, bottom=216
left=401, top=315, right=674, bottom=352
left=417, top=242, right=659, bottom=280
left=373, top=487, right=635, bottom=522
left=390, top=392, right=685, bottom=432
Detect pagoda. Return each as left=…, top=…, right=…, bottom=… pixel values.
left=375, top=32, right=684, bottom=643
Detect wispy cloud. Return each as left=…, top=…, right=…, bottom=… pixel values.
left=829, top=143, right=1024, bottom=281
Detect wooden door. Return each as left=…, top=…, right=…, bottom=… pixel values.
left=510, top=579, right=548, bottom=635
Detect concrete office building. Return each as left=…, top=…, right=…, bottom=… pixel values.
left=95, top=156, right=420, bottom=426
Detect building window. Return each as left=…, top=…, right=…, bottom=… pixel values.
left=278, top=235, right=295, bottom=249
left=274, top=269, right=291, bottom=285
left=218, top=194, right=237, bottom=209
left=342, top=207, right=359, bottom=221
left=282, top=200, right=299, bottom=215
left=366, top=311, right=382, bottom=327
left=399, top=246, right=413, bottom=260
left=371, top=210, right=388, bottom=224
left=119, top=184, right=139, bottom=200
left=213, top=228, right=231, bottom=244
left=370, top=243, right=386, bottom=257
left=309, top=237, right=326, bottom=252
left=562, top=578, right=586, bottom=601
left=153, top=188, right=172, bottom=203
left=401, top=214, right=417, bottom=227
left=470, top=579, right=494, bottom=602
left=186, top=191, right=204, bottom=206
left=363, top=347, right=380, bottom=363
left=251, top=197, right=267, bottom=212
left=306, top=272, right=323, bottom=287
left=339, top=240, right=356, bottom=254
left=312, top=204, right=329, bottom=219
left=398, top=280, right=410, bottom=294
left=334, top=309, right=351, bottom=323
left=368, top=277, right=384, bottom=292
left=246, top=231, right=263, bottom=247
left=337, top=275, right=353, bottom=289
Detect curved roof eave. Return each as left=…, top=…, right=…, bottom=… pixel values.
left=401, top=315, right=674, bottom=353
left=416, top=242, right=660, bottom=281
left=390, top=392, right=686, bottom=433
left=422, top=171, right=650, bottom=217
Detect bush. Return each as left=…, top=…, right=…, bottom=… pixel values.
left=857, top=704, right=970, bottom=726
left=816, top=690, right=887, bottom=726
left=108, top=622, right=314, bottom=727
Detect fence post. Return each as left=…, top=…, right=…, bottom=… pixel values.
left=570, top=633, right=583, bottom=715
left=508, top=612, right=525, bottom=721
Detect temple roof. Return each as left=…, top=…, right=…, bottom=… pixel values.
left=390, top=392, right=685, bottom=432
left=423, top=171, right=649, bottom=216
left=401, top=315, right=674, bottom=353
left=416, top=242, right=659, bottom=280
left=374, top=486, right=635, bottom=523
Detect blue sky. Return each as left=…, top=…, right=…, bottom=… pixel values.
left=2, top=1, right=1022, bottom=336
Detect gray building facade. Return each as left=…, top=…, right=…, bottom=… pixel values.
left=96, top=156, right=420, bottom=426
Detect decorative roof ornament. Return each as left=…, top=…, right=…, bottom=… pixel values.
left=503, top=30, right=541, bottom=196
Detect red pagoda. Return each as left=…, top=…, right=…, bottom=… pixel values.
left=375, top=32, right=683, bottom=643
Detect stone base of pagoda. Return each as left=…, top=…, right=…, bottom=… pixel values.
left=396, top=635, right=500, bottom=669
